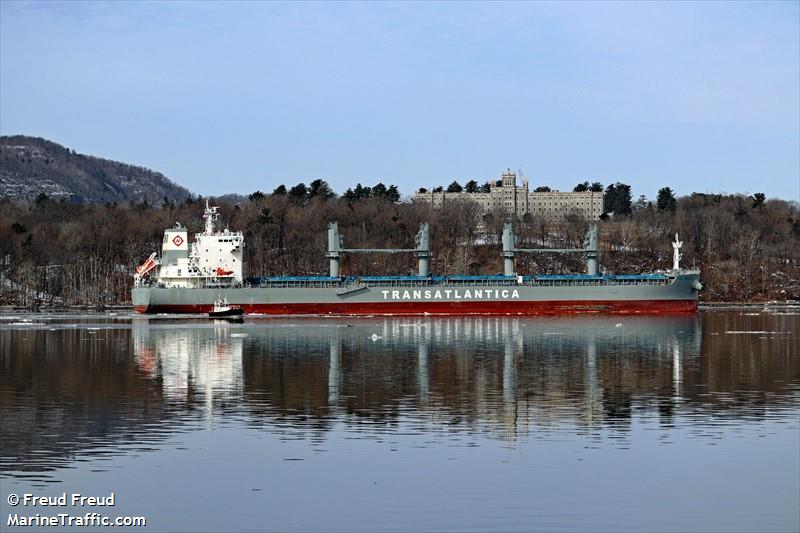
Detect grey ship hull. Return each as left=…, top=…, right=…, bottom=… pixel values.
left=132, top=272, right=700, bottom=315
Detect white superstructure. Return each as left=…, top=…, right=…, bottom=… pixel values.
left=135, top=201, right=244, bottom=288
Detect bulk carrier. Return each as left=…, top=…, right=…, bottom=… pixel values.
left=131, top=202, right=702, bottom=315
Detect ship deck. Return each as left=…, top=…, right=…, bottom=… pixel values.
left=244, top=273, right=674, bottom=289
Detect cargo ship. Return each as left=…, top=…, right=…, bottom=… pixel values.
left=132, top=202, right=702, bottom=315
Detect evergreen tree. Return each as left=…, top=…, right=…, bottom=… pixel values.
left=573, top=181, right=590, bottom=192
left=752, top=192, right=766, bottom=208
left=446, top=181, right=463, bottom=193
left=372, top=182, right=388, bottom=199
left=288, top=183, right=309, bottom=205
left=479, top=182, right=492, bottom=193
left=386, top=185, right=401, bottom=202
left=656, top=187, right=677, bottom=212
left=309, top=179, right=334, bottom=200
left=248, top=190, right=266, bottom=202
left=272, top=185, right=287, bottom=195
left=465, top=180, right=479, bottom=193
left=417, top=187, right=428, bottom=194
left=534, top=186, right=551, bottom=192
left=618, top=183, right=633, bottom=215
left=590, top=182, right=604, bottom=192
left=353, top=183, right=372, bottom=199
left=604, top=182, right=632, bottom=215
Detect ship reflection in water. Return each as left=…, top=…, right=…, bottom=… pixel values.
left=1, top=312, right=798, bottom=532
left=128, top=315, right=791, bottom=437
left=131, top=316, right=706, bottom=435
left=134, top=322, right=244, bottom=405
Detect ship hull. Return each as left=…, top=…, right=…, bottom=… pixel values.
left=132, top=273, right=700, bottom=316
left=134, top=299, right=697, bottom=315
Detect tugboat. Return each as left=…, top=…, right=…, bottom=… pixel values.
left=208, top=297, right=244, bottom=318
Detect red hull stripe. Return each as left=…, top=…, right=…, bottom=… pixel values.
left=134, top=299, right=698, bottom=315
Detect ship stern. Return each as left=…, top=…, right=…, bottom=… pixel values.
left=131, top=287, right=151, bottom=313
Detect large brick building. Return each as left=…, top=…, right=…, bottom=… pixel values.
left=413, top=170, right=604, bottom=220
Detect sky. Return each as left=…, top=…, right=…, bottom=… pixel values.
left=1, top=1, right=798, bottom=201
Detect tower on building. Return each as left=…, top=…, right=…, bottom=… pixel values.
left=502, top=169, right=516, bottom=188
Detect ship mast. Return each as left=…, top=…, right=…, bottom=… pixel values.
left=203, top=200, right=219, bottom=235
left=672, top=233, right=683, bottom=271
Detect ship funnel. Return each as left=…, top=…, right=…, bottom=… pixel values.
left=162, top=225, right=189, bottom=266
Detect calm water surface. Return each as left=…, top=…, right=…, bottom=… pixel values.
left=1, top=311, right=798, bottom=532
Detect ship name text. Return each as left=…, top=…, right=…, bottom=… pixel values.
left=380, top=289, right=520, bottom=300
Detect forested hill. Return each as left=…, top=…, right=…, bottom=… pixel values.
left=0, top=135, right=191, bottom=204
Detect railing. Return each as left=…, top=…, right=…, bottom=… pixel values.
left=242, top=273, right=673, bottom=289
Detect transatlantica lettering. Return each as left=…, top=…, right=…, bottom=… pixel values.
left=381, top=289, right=520, bottom=300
